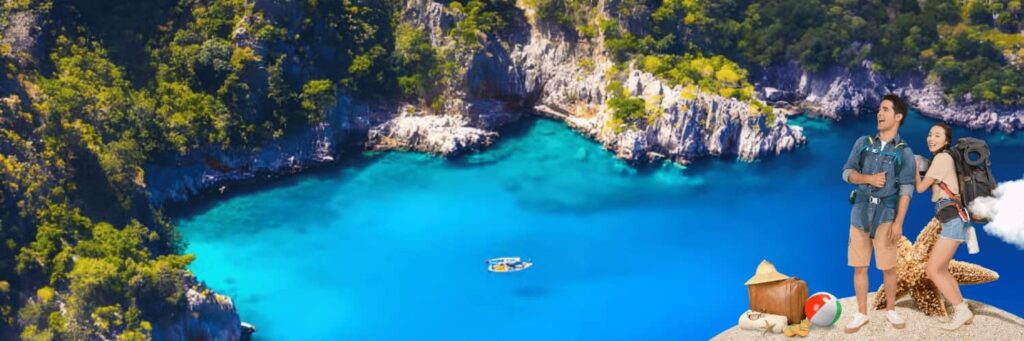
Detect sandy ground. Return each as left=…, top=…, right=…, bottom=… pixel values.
left=713, top=293, right=1024, bottom=340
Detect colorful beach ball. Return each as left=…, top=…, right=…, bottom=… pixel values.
left=805, top=292, right=842, bottom=327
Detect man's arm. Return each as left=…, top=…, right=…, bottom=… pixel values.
left=890, top=194, right=910, bottom=242
left=843, top=137, right=867, bottom=184
left=897, top=147, right=917, bottom=198
left=848, top=171, right=871, bottom=185
left=890, top=147, right=917, bottom=242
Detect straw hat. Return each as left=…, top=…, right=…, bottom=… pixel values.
left=745, top=259, right=790, bottom=285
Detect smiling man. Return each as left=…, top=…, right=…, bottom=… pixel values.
left=840, top=94, right=916, bottom=333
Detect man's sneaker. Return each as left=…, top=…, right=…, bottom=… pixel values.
left=941, top=302, right=974, bottom=331
left=844, top=312, right=869, bottom=334
left=886, top=309, right=906, bottom=329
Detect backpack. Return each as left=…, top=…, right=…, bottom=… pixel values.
left=948, top=137, right=997, bottom=224
left=859, top=135, right=908, bottom=172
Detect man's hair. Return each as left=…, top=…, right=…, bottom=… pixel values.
left=882, top=94, right=908, bottom=126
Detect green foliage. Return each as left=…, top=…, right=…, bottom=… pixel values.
left=607, top=96, right=647, bottom=130
left=604, top=80, right=647, bottom=132
left=19, top=218, right=194, bottom=340
left=394, top=24, right=456, bottom=106
left=637, top=54, right=755, bottom=101
left=601, top=0, right=1023, bottom=105
left=448, top=0, right=517, bottom=49
left=525, top=0, right=601, bottom=33
left=37, top=37, right=157, bottom=213
left=155, top=82, right=233, bottom=153
left=300, top=80, right=337, bottom=124
left=925, top=22, right=1024, bottom=105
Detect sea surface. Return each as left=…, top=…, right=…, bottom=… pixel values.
left=175, top=112, right=1024, bottom=340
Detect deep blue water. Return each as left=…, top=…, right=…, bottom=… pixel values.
left=174, top=112, right=1024, bottom=340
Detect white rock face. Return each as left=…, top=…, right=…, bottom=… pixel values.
left=757, top=62, right=1024, bottom=132
left=580, top=70, right=805, bottom=163
left=492, top=10, right=805, bottom=165
left=366, top=113, right=499, bottom=156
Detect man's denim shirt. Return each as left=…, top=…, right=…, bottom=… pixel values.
left=842, top=134, right=915, bottom=199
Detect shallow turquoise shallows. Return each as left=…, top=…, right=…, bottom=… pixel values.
left=175, top=113, right=1024, bottom=340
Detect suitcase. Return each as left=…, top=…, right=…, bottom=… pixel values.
left=747, top=277, right=809, bottom=324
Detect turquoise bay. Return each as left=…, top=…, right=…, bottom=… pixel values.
left=175, top=114, right=1024, bottom=340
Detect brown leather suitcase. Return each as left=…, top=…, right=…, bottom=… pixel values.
left=747, top=278, right=808, bottom=324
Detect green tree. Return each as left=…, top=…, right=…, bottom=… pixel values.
left=300, top=80, right=337, bottom=124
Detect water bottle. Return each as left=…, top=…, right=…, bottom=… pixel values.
left=966, top=225, right=980, bottom=254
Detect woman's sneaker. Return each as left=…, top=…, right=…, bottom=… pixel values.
left=886, top=309, right=906, bottom=329
left=942, top=302, right=974, bottom=331
left=844, top=312, right=869, bottom=333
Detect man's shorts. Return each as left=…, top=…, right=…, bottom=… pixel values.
left=848, top=224, right=898, bottom=270
left=850, top=202, right=896, bottom=233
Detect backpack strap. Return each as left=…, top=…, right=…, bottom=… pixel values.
left=938, top=182, right=970, bottom=222
left=857, top=136, right=906, bottom=176
left=892, top=139, right=906, bottom=171
left=858, top=136, right=873, bottom=169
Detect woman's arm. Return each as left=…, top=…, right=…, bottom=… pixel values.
left=917, top=153, right=952, bottom=193
left=913, top=158, right=936, bottom=193
left=915, top=172, right=935, bottom=193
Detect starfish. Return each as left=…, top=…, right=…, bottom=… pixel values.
left=761, top=319, right=775, bottom=336
left=872, top=219, right=999, bottom=316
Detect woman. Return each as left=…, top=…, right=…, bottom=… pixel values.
left=914, top=122, right=973, bottom=330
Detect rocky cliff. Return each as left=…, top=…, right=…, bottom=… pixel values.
left=146, top=0, right=808, bottom=206
left=152, top=272, right=251, bottom=341
left=756, top=61, right=1024, bottom=133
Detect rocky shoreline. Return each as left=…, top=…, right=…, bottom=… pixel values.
left=757, top=62, right=1024, bottom=133
left=153, top=273, right=250, bottom=341
left=144, top=0, right=810, bottom=207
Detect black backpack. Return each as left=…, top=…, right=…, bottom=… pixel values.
left=948, top=137, right=997, bottom=224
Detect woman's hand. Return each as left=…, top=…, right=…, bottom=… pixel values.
left=913, top=158, right=935, bottom=193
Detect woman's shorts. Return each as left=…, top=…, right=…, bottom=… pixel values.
left=940, top=216, right=968, bottom=242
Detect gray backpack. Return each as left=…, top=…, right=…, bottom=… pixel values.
left=949, top=137, right=997, bottom=224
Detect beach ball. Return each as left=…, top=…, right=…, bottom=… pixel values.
left=805, top=292, right=841, bottom=327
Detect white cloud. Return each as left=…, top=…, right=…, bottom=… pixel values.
left=969, top=179, right=1024, bottom=249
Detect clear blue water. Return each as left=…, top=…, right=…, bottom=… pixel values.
left=175, top=112, right=1024, bottom=340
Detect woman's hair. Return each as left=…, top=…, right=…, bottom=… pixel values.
left=930, top=122, right=954, bottom=163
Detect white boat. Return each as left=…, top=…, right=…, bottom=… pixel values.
left=486, top=257, right=521, bottom=265
left=487, top=258, right=533, bottom=273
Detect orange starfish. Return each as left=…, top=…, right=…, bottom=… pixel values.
left=873, top=219, right=999, bottom=316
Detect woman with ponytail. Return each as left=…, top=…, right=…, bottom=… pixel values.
left=913, top=122, right=973, bottom=330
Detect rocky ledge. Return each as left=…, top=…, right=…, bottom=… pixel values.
left=366, top=110, right=507, bottom=156
left=152, top=272, right=254, bottom=341
left=553, top=69, right=806, bottom=165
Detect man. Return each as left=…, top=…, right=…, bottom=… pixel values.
left=841, top=94, right=916, bottom=333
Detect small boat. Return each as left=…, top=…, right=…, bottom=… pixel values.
left=487, top=257, right=533, bottom=273
left=486, top=257, right=520, bottom=265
